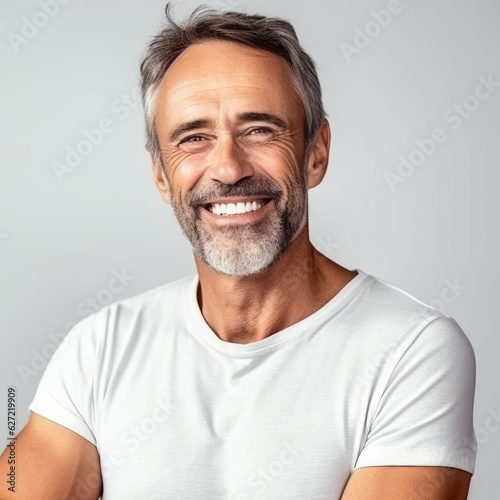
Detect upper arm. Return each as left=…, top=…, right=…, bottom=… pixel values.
left=353, top=316, right=477, bottom=475
left=340, top=466, right=471, bottom=500
left=0, top=411, right=102, bottom=500
left=341, top=317, right=476, bottom=499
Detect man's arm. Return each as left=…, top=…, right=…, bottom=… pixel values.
left=341, top=466, right=471, bottom=500
left=0, top=412, right=102, bottom=500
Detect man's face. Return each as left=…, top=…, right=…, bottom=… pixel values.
left=153, top=40, right=310, bottom=276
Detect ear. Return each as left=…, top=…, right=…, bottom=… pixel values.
left=306, top=119, right=331, bottom=189
left=149, top=151, right=171, bottom=204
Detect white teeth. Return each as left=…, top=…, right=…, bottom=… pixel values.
left=208, top=200, right=265, bottom=216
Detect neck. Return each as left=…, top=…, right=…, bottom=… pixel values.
left=194, top=228, right=357, bottom=344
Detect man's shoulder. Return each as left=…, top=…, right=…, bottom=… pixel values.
left=345, top=271, right=473, bottom=394
left=66, top=274, right=196, bottom=343
left=359, top=270, right=446, bottom=327
left=349, top=270, right=464, bottom=353
left=110, top=274, right=196, bottom=312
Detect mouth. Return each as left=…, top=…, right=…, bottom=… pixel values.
left=201, top=198, right=273, bottom=216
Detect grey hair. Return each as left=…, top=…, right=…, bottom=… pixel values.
left=140, top=3, right=326, bottom=165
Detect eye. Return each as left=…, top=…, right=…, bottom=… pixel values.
left=177, top=134, right=211, bottom=152
left=179, top=135, right=205, bottom=144
left=243, top=127, right=275, bottom=144
left=249, top=127, right=273, bottom=135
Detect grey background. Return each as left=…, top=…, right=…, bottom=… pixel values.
left=1, top=0, right=498, bottom=497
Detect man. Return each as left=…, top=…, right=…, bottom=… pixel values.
left=0, top=4, right=477, bottom=499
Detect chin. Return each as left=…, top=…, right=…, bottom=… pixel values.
left=198, top=244, right=282, bottom=277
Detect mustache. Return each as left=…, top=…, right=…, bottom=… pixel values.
left=186, top=176, right=283, bottom=207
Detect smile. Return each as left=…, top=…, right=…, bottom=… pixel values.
left=203, top=199, right=272, bottom=216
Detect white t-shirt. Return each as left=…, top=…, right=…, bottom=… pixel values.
left=29, top=268, right=477, bottom=499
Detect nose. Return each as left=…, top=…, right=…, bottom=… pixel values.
left=207, top=133, right=254, bottom=185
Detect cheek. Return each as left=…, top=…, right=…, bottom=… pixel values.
left=162, top=147, right=205, bottom=201
left=252, top=139, right=304, bottom=181
left=260, top=139, right=308, bottom=204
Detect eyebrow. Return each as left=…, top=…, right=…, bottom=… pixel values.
left=168, top=113, right=289, bottom=143
left=168, top=120, right=212, bottom=143
left=237, top=112, right=288, bottom=130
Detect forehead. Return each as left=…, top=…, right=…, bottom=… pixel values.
left=155, top=40, right=303, bottom=124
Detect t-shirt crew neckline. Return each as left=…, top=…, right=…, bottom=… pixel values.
left=186, top=268, right=371, bottom=357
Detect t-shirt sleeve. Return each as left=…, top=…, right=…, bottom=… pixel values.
left=354, top=314, right=477, bottom=474
left=28, top=316, right=99, bottom=446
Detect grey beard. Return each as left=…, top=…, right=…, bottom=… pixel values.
left=168, top=166, right=308, bottom=277
left=191, top=203, right=307, bottom=276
